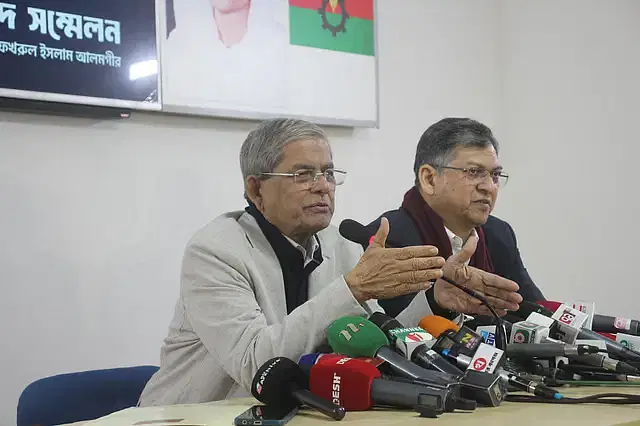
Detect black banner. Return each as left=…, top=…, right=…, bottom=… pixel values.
left=0, top=0, right=158, bottom=106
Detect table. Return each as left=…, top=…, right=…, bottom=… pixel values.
left=63, top=387, right=640, bottom=426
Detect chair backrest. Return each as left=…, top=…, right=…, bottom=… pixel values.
left=17, top=365, right=159, bottom=426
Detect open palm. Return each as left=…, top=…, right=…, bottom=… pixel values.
left=434, top=234, right=522, bottom=315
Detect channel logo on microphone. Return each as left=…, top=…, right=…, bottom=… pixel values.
left=479, top=330, right=496, bottom=346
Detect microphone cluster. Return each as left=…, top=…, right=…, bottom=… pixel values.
left=249, top=311, right=569, bottom=420
left=247, top=218, right=640, bottom=420
left=467, top=300, right=640, bottom=386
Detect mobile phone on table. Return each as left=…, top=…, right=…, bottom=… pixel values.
left=233, top=404, right=298, bottom=426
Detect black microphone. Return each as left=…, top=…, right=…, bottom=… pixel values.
left=506, top=343, right=601, bottom=357
left=338, top=218, right=403, bottom=249
left=592, top=314, right=640, bottom=336
left=251, top=357, right=346, bottom=420
left=568, top=354, right=638, bottom=375
left=340, top=219, right=507, bottom=350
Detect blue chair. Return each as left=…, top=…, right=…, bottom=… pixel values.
left=17, top=366, right=159, bottom=426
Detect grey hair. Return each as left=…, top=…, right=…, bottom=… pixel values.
left=413, top=117, right=499, bottom=185
left=240, top=118, right=328, bottom=195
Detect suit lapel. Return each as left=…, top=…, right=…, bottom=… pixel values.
left=238, top=213, right=288, bottom=321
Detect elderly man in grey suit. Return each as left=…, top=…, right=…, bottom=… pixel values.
left=139, top=118, right=522, bottom=406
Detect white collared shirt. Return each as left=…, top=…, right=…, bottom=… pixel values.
left=284, top=235, right=319, bottom=267
left=444, top=227, right=478, bottom=265
left=443, top=227, right=478, bottom=326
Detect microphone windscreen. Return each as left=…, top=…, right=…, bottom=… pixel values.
left=338, top=219, right=372, bottom=247
left=251, top=357, right=306, bottom=407
left=299, top=353, right=324, bottom=366
left=369, top=312, right=404, bottom=334
left=309, top=357, right=380, bottom=410
left=327, top=316, right=389, bottom=358
left=419, top=315, right=460, bottom=338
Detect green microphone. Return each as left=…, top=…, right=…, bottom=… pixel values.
left=327, top=316, right=456, bottom=387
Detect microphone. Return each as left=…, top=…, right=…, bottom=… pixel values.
left=327, top=316, right=457, bottom=386
left=568, top=354, right=638, bottom=375
left=538, top=300, right=640, bottom=336
left=368, top=313, right=506, bottom=407
left=251, top=357, right=346, bottom=421
left=339, top=219, right=507, bottom=350
left=466, top=317, right=514, bottom=348
left=369, top=313, right=463, bottom=376
left=422, top=316, right=564, bottom=400
left=616, top=333, right=640, bottom=352
left=420, top=315, right=507, bottom=375
left=338, top=219, right=404, bottom=250
left=510, top=320, right=552, bottom=344
left=299, top=353, right=328, bottom=376
left=308, top=355, right=469, bottom=413
left=506, top=343, right=601, bottom=358
left=592, top=314, right=640, bottom=336
left=419, top=315, right=483, bottom=358
left=520, top=301, right=640, bottom=364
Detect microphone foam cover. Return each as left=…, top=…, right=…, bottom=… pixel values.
left=309, top=357, right=380, bottom=410
left=299, top=353, right=324, bottom=367
left=251, top=357, right=306, bottom=407
left=419, top=315, right=460, bottom=338
left=369, top=312, right=404, bottom=335
left=338, top=219, right=371, bottom=247
left=328, top=316, right=389, bottom=358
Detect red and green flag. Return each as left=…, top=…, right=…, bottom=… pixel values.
left=289, top=0, right=375, bottom=56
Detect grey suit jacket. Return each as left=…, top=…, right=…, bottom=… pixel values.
left=139, top=211, right=434, bottom=406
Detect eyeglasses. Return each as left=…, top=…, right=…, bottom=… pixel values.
left=439, top=166, right=509, bottom=186
left=259, top=168, right=347, bottom=188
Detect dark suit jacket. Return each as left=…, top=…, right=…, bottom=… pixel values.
left=365, top=208, right=545, bottom=318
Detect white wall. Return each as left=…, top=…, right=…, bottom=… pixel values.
left=498, top=0, right=640, bottom=316
left=0, top=1, right=501, bottom=424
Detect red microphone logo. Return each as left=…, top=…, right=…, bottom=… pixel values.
left=558, top=309, right=577, bottom=325
left=472, top=358, right=487, bottom=371
left=406, top=333, right=424, bottom=342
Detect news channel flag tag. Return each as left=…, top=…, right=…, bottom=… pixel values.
left=564, top=300, right=596, bottom=330
left=476, top=326, right=497, bottom=347
left=551, top=304, right=589, bottom=344
left=467, top=343, right=504, bottom=374
left=617, top=333, right=640, bottom=351
left=394, top=329, right=433, bottom=357
left=510, top=321, right=550, bottom=344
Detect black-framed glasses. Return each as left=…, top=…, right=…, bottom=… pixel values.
left=439, top=166, right=509, bottom=186
left=259, top=168, right=347, bottom=187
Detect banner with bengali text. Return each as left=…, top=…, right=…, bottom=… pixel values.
left=0, top=0, right=158, bottom=109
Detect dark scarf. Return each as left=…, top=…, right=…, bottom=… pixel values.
left=245, top=202, right=323, bottom=314
left=401, top=187, right=494, bottom=272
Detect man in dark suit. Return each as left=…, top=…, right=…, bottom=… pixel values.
left=366, top=117, right=544, bottom=318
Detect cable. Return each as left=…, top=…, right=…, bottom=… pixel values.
left=506, top=393, right=640, bottom=404
left=548, top=381, right=640, bottom=387
left=440, top=276, right=507, bottom=351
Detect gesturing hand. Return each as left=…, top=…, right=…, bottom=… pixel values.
left=434, top=234, right=523, bottom=316
left=344, top=218, right=445, bottom=302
